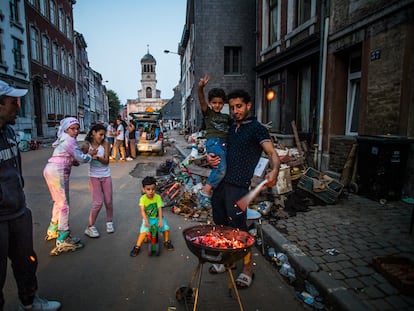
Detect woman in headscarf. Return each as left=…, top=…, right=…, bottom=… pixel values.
left=43, top=117, right=97, bottom=255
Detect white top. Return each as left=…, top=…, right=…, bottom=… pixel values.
left=89, top=145, right=111, bottom=178
left=116, top=124, right=124, bottom=140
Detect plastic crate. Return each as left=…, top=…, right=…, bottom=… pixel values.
left=297, top=167, right=343, bottom=204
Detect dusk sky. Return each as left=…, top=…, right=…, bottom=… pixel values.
left=73, top=1, right=186, bottom=105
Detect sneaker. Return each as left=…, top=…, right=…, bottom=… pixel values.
left=164, top=240, right=174, bottom=250
left=119, top=158, right=126, bottom=162
left=197, top=190, right=212, bottom=209
left=126, top=157, right=133, bottom=161
left=18, top=295, right=61, bottom=311
left=106, top=222, right=114, bottom=233
left=84, top=226, right=100, bottom=238
left=130, top=246, right=141, bottom=257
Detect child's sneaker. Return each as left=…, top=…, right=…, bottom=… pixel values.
left=197, top=190, right=212, bottom=209
left=106, top=222, right=114, bottom=233
left=18, top=295, right=61, bottom=311
left=84, top=226, right=100, bottom=238
left=130, top=246, right=141, bottom=257
left=164, top=240, right=174, bottom=250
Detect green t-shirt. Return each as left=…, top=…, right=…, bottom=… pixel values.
left=139, top=193, right=164, bottom=218
left=204, top=107, right=232, bottom=140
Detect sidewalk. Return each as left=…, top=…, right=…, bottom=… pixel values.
left=169, top=129, right=414, bottom=311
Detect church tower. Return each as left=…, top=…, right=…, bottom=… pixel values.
left=138, top=46, right=161, bottom=99
left=127, top=46, right=166, bottom=114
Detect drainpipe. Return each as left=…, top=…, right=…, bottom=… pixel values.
left=317, top=0, right=330, bottom=169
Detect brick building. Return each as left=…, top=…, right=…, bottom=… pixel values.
left=25, top=0, right=77, bottom=139
left=324, top=0, right=414, bottom=195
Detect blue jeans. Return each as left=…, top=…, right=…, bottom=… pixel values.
left=205, top=138, right=226, bottom=189
left=0, top=208, right=38, bottom=309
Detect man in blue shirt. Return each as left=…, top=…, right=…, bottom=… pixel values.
left=208, top=89, right=280, bottom=289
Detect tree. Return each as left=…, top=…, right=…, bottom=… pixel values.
left=107, top=89, right=121, bottom=121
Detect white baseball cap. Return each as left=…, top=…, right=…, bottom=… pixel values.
left=0, top=80, right=28, bottom=97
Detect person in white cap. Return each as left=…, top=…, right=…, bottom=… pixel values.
left=0, top=80, right=61, bottom=310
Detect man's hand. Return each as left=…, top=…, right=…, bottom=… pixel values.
left=206, top=153, right=220, bottom=168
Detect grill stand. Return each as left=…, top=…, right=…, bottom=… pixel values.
left=177, top=261, right=245, bottom=311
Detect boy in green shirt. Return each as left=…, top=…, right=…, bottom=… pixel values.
left=130, top=176, right=174, bottom=256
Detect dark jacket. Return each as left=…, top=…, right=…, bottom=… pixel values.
left=0, top=125, right=26, bottom=221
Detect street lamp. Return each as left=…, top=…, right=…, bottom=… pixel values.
left=164, top=50, right=180, bottom=55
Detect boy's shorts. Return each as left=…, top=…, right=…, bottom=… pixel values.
left=140, top=217, right=170, bottom=233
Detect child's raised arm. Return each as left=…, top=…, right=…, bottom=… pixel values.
left=198, top=74, right=210, bottom=113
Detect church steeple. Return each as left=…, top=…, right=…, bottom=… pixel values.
left=140, top=45, right=157, bottom=99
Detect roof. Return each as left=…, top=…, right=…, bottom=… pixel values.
left=141, top=53, right=156, bottom=63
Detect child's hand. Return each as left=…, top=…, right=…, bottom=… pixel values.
left=198, top=74, right=210, bottom=88
left=80, top=143, right=89, bottom=154
left=144, top=220, right=150, bottom=228
left=88, top=148, right=98, bottom=156
left=158, top=220, right=164, bottom=228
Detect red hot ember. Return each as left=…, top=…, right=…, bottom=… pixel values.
left=189, top=232, right=254, bottom=249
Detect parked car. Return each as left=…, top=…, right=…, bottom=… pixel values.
left=129, top=112, right=164, bottom=155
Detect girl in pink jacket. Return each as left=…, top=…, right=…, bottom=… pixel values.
left=44, top=117, right=96, bottom=255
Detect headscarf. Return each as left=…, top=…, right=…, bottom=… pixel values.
left=53, top=117, right=80, bottom=146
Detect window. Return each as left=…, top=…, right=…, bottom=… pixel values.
left=12, top=37, right=24, bottom=71
left=60, top=49, right=66, bottom=75
left=66, top=16, right=72, bottom=39
left=346, top=51, right=362, bottom=135
left=30, top=27, right=40, bottom=62
left=42, top=35, right=50, bottom=66
left=0, top=32, right=4, bottom=65
left=146, top=87, right=152, bottom=98
left=50, top=1, right=56, bottom=25
left=269, top=0, right=279, bottom=45
left=58, top=9, right=65, bottom=33
left=52, top=42, right=58, bottom=70
left=44, top=85, right=52, bottom=114
left=68, top=54, right=73, bottom=78
left=56, top=89, right=62, bottom=115
left=10, top=0, right=20, bottom=23
left=224, top=47, right=241, bottom=75
left=296, top=0, right=311, bottom=26
left=296, top=65, right=311, bottom=133
left=40, top=0, right=47, bottom=16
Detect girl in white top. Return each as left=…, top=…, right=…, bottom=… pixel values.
left=83, top=124, right=114, bottom=238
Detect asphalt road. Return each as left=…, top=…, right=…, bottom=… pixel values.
left=3, top=142, right=305, bottom=311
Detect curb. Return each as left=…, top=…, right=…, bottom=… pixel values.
left=262, top=222, right=369, bottom=311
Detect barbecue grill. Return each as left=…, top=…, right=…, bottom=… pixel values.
left=177, top=224, right=255, bottom=311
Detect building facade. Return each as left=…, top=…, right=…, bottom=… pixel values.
left=0, top=0, right=31, bottom=138
left=25, top=0, right=77, bottom=139
left=255, top=0, right=322, bottom=147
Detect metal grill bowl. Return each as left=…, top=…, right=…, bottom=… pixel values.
left=183, top=224, right=255, bottom=264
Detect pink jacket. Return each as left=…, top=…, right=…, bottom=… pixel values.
left=47, top=133, right=92, bottom=165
